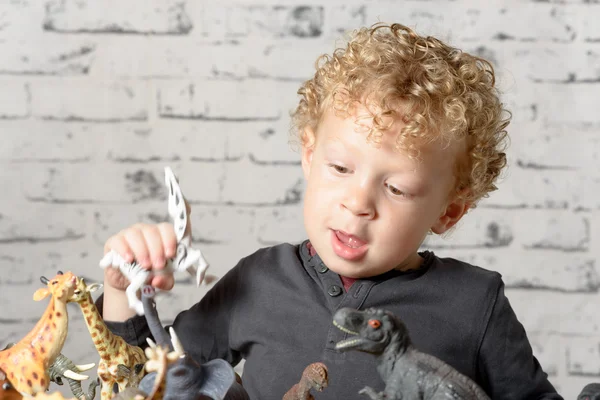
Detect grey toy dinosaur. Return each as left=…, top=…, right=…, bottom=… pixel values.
left=139, top=285, right=249, bottom=400
left=333, top=307, right=490, bottom=400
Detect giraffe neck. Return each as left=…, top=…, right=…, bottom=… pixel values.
left=79, top=293, right=119, bottom=358
left=26, top=297, right=69, bottom=365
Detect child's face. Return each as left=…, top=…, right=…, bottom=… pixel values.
left=301, top=106, right=469, bottom=278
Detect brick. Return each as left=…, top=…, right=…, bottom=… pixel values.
left=424, top=209, right=588, bottom=251
left=221, top=158, right=304, bottom=205
left=198, top=5, right=324, bottom=38
left=0, top=1, right=43, bottom=41
left=255, top=205, right=305, bottom=244
left=566, top=336, right=600, bottom=376
left=227, top=119, right=301, bottom=164
left=0, top=204, right=87, bottom=244
left=0, top=120, right=233, bottom=162
left=534, top=83, right=600, bottom=124
left=0, top=80, right=29, bottom=118
left=93, top=204, right=256, bottom=245
left=511, top=121, right=600, bottom=169
left=96, top=38, right=331, bottom=81
left=581, top=5, right=600, bottom=42
left=158, top=80, right=299, bottom=121
left=520, top=211, right=589, bottom=251
left=364, top=2, right=577, bottom=42
left=43, top=0, right=192, bottom=35
left=529, top=333, right=561, bottom=377
left=329, top=4, right=366, bottom=35
left=437, top=248, right=599, bottom=293
left=0, top=39, right=95, bottom=75
left=503, top=289, right=600, bottom=335
left=469, top=43, right=600, bottom=83
left=479, top=167, right=600, bottom=210
left=30, top=80, right=148, bottom=122
left=22, top=164, right=223, bottom=204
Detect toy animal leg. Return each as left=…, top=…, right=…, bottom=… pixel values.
left=126, top=274, right=148, bottom=315
left=98, top=366, right=116, bottom=400
left=98, top=379, right=116, bottom=400
left=358, top=386, right=387, bottom=400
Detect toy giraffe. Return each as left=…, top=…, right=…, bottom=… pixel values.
left=0, top=271, right=77, bottom=396
left=0, top=368, right=23, bottom=400
left=68, top=276, right=146, bottom=400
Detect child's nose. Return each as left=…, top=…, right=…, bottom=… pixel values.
left=341, top=182, right=376, bottom=218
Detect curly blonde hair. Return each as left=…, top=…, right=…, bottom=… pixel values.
left=291, top=22, right=510, bottom=206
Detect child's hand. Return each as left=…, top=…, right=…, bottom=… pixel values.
left=103, top=222, right=177, bottom=291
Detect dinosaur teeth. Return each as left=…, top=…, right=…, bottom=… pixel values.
left=335, top=338, right=361, bottom=350
left=332, top=320, right=358, bottom=335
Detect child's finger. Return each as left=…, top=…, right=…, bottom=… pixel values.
left=124, top=226, right=151, bottom=268
left=104, top=233, right=134, bottom=264
left=157, top=222, right=178, bottom=260
left=141, top=225, right=167, bottom=270
left=150, top=274, right=174, bottom=291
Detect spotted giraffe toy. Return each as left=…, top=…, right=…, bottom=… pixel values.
left=0, top=271, right=77, bottom=396
left=99, top=166, right=209, bottom=315
left=67, top=276, right=146, bottom=400
left=0, top=368, right=23, bottom=400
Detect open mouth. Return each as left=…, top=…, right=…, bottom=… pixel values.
left=334, top=230, right=367, bottom=248
left=333, top=320, right=365, bottom=350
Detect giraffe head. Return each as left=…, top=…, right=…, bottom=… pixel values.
left=33, top=271, right=77, bottom=302
left=0, top=368, right=23, bottom=400
left=68, top=276, right=103, bottom=304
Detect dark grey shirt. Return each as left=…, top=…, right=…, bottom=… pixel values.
left=99, top=240, right=562, bottom=400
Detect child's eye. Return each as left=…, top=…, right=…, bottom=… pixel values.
left=329, top=164, right=350, bottom=174
left=385, top=183, right=405, bottom=196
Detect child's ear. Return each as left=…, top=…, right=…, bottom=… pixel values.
left=301, top=127, right=316, bottom=179
left=33, top=288, right=50, bottom=301
left=431, top=197, right=471, bottom=234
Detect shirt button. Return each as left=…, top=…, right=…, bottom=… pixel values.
left=318, top=263, right=328, bottom=273
left=328, top=285, right=342, bottom=297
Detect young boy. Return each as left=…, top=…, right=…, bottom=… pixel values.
left=98, top=23, right=563, bottom=399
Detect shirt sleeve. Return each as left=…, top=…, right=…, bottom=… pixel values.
left=94, top=294, right=152, bottom=349
left=94, top=258, right=244, bottom=368
left=476, top=282, right=563, bottom=399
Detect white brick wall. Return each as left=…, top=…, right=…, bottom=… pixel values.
left=0, top=0, right=599, bottom=398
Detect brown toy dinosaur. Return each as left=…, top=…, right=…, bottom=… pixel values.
left=67, top=277, right=146, bottom=400
left=0, top=271, right=77, bottom=395
left=283, top=362, right=328, bottom=400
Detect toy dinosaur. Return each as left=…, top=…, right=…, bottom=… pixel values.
left=48, top=354, right=99, bottom=400
left=99, top=167, right=209, bottom=315
left=67, top=276, right=146, bottom=400
left=0, top=271, right=77, bottom=395
left=578, top=383, right=600, bottom=400
left=0, top=368, right=23, bottom=400
left=333, top=307, right=491, bottom=400
left=138, top=285, right=249, bottom=400
left=282, top=362, right=328, bottom=400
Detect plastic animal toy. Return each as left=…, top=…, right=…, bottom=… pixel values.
left=99, top=167, right=209, bottom=315
left=138, top=285, right=249, bottom=400
left=67, top=276, right=146, bottom=400
left=282, top=362, right=328, bottom=400
left=0, top=271, right=77, bottom=395
left=578, top=383, right=600, bottom=400
left=333, top=307, right=491, bottom=400
left=48, top=354, right=99, bottom=400
left=0, top=368, right=23, bottom=400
